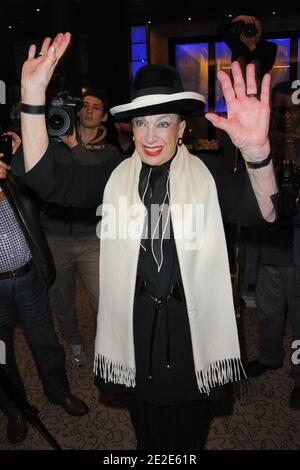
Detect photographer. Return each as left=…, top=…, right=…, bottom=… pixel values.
left=0, top=131, right=88, bottom=444
left=41, top=88, right=120, bottom=367
left=218, top=14, right=277, bottom=85
left=247, top=81, right=300, bottom=410
left=217, top=14, right=278, bottom=300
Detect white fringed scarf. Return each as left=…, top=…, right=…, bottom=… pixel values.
left=94, top=144, right=243, bottom=394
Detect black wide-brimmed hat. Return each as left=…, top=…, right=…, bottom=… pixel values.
left=110, top=64, right=205, bottom=122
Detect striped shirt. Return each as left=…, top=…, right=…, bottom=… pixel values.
left=0, top=185, right=31, bottom=273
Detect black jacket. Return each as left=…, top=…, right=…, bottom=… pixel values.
left=12, top=141, right=124, bottom=209
left=1, top=171, right=55, bottom=287
left=40, top=133, right=120, bottom=238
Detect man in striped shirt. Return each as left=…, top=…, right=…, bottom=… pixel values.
left=0, top=132, right=88, bottom=445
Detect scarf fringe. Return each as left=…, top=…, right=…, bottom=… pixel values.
left=94, top=354, right=245, bottom=394
left=196, top=358, right=245, bottom=394
left=94, top=354, right=136, bottom=388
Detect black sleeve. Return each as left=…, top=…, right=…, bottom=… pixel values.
left=199, top=154, right=269, bottom=226
left=11, top=141, right=124, bottom=208
left=249, top=40, right=278, bottom=75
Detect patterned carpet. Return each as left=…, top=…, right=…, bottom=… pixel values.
left=0, top=275, right=299, bottom=451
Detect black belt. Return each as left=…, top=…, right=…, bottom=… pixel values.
left=0, top=260, right=33, bottom=280
left=136, top=279, right=186, bottom=380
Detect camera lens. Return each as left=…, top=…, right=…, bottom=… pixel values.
left=49, top=114, right=64, bottom=130
left=244, top=23, right=257, bottom=38
left=47, top=109, right=71, bottom=136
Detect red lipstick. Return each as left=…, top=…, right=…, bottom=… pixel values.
left=143, top=146, right=163, bottom=156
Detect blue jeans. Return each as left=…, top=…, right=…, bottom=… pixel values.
left=0, top=266, right=70, bottom=415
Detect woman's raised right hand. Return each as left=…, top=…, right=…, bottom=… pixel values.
left=21, top=33, right=72, bottom=103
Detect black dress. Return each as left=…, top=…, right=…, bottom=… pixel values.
left=133, top=160, right=201, bottom=406
left=127, top=157, right=256, bottom=450
left=127, top=159, right=210, bottom=450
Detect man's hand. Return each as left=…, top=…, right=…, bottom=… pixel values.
left=60, top=128, right=78, bottom=148
left=0, top=159, right=10, bottom=179
left=7, top=131, right=22, bottom=155
left=205, top=61, right=271, bottom=162
left=240, top=32, right=259, bottom=52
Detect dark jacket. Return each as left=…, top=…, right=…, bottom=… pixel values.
left=12, top=141, right=124, bottom=209
left=1, top=171, right=55, bottom=287
left=41, top=133, right=120, bottom=238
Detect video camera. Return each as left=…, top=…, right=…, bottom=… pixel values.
left=230, top=20, right=258, bottom=38
left=46, top=91, right=83, bottom=137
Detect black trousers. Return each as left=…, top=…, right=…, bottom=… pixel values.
left=0, top=267, right=70, bottom=415
left=127, top=395, right=211, bottom=451
left=255, top=265, right=300, bottom=387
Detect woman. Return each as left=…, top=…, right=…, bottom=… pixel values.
left=14, top=33, right=277, bottom=450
